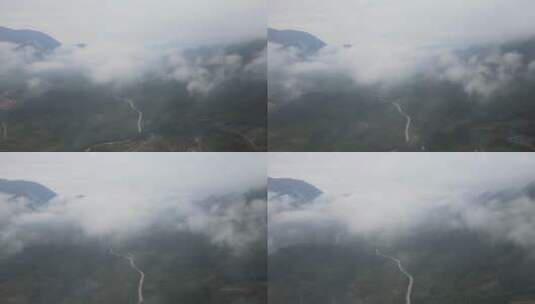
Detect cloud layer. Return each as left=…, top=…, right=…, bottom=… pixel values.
left=0, top=153, right=266, bottom=256
left=0, top=40, right=266, bottom=98
left=269, top=42, right=535, bottom=103
left=268, top=153, right=535, bottom=252
left=269, top=1, right=535, bottom=102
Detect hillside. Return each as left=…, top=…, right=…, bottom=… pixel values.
left=268, top=32, right=535, bottom=151
left=268, top=177, right=535, bottom=304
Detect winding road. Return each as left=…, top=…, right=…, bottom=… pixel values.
left=124, top=99, right=144, bottom=134
left=110, top=248, right=145, bottom=303
left=392, top=103, right=411, bottom=143
left=376, top=249, right=414, bottom=304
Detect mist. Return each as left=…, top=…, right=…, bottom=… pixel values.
left=269, top=42, right=535, bottom=103
left=0, top=1, right=267, bottom=152
left=0, top=39, right=266, bottom=98
left=269, top=0, right=535, bottom=102
left=0, top=0, right=267, bottom=100
left=268, top=153, right=535, bottom=253
left=0, top=153, right=267, bottom=257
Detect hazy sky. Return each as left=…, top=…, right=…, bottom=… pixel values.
left=269, top=0, right=535, bottom=46
left=1, top=0, right=265, bottom=46
left=269, top=153, right=535, bottom=245
left=0, top=153, right=266, bottom=199
left=0, top=153, right=267, bottom=254
left=269, top=153, right=535, bottom=196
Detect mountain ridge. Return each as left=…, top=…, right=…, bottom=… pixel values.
left=268, top=176, right=323, bottom=205
left=268, top=27, right=326, bottom=55
left=0, top=178, right=57, bottom=208
left=0, top=26, right=61, bottom=51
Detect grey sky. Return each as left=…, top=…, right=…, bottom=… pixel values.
left=269, top=153, right=535, bottom=243
left=269, top=153, right=535, bottom=196
left=0, top=153, right=266, bottom=199
left=1, top=0, right=265, bottom=46
left=269, top=0, right=535, bottom=46
left=0, top=153, right=267, bottom=254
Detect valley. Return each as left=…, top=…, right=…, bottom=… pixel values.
left=268, top=28, right=535, bottom=151
left=267, top=170, right=535, bottom=304
left=0, top=157, right=267, bottom=304
left=0, top=28, right=267, bottom=152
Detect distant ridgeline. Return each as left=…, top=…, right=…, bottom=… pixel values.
left=0, top=26, right=61, bottom=51
left=268, top=177, right=323, bottom=206
left=268, top=28, right=326, bottom=56
left=0, top=178, right=57, bottom=208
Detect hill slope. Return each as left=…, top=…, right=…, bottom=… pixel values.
left=268, top=28, right=326, bottom=55
left=0, top=26, right=61, bottom=50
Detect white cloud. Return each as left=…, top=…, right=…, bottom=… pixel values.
left=0, top=41, right=266, bottom=96
left=0, top=153, right=267, bottom=256
left=269, top=0, right=535, bottom=100
left=268, top=153, right=535, bottom=249
left=437, top=50, right=525, bottom=97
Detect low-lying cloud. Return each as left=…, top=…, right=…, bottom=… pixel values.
left=166, top=47, right=266, bottom=96
left=269, top=40, right=535, bottom=103
left=269, top=0, right=535, bottom=103
left=0, top=153, right=266, bottom=257
left=436, top=50, right=531, bottom=97
left=0, top=40, right=266, bottom=98
left=268, top=153, right=535, bottom=253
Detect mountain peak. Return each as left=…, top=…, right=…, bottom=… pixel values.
left=0, top=178, right=57, bottom=208
left=0, top=26, right=61, bottom=51
left=268, top=177, right=323, bottom=205
left=268, top=28, right=326, bottom=55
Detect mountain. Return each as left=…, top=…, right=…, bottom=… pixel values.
left=0, top=38, right=266, bottom=152
left=268, top=181, right=535, bottom=304
left=0, top=187, right=266, bottom=303
left=0, top=26, right=61, bottom=51
left=0, top=178, right=57, bottom=207
left=268, top=28, right=326, bottom=55
left=269, top=34, right=535, bottom=152
left=268, top=177, right=322, bottom=205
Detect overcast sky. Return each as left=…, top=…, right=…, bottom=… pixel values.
left=269, top=0, right=535, bottom=46
left=269, top=154, right=535, bottom=253
left=0, top=153, right=266, bottom=199
left=1, top=0, right=265, bottom=46
left=0, top=153, right=267, bottom=254
left=269, top=153, right=535, bottom=196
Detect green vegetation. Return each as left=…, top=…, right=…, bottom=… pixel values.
left=268, top=37, right=535, bottom=152
left=0, top=232, right=266, bottom=304
left=268, top=227, right=535, bottom=304
left=0, top=39, right=266, bottom=152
